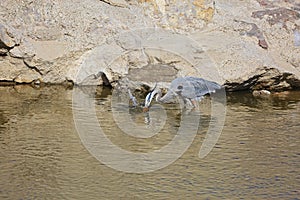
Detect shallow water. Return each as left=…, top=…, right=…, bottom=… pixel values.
left=0, top=85, right=299, bottom=199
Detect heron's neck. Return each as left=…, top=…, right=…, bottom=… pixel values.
left=155, top=89, right=163, bottom=102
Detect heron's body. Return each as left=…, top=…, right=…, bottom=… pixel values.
left=144, top=77, right=221, bottom=110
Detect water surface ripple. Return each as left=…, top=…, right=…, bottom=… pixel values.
left=0, top=86, right=299, bottom=199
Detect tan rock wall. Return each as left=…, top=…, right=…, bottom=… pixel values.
left=0, top=0, right=299, bottom=91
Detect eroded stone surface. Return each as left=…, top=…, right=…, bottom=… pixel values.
left=0, top=0, right=299, bottom=91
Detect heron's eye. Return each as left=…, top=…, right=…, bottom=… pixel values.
left=177, top=85, right=183, bottom=90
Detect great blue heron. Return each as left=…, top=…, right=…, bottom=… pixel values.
left=144, top=77, right=221, bottom=111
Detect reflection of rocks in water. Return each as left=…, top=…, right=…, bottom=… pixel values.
left=78, top=85, right=112, bottom=100
left=0, top=84, right=76, bottom=161
left=0, top=85, right=73, bottom=119
left=227, top=90, right=300, bottom=110
left=0, top=111, right=8, bottom=127
left=270, top=91, right=300, bottom=109
left=228, top=91, right=264, bottom=106
left=0, top=85, right=74, bottom=199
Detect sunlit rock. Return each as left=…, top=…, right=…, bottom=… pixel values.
left=0, top=0, right=299, bottom=91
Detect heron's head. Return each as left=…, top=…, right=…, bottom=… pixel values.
left=143, top=89, right=158, bottom=112
left=143, top=83, right=161, bottom=112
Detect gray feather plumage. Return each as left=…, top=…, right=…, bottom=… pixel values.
left=144, top=76, right=221, bottom=108
left=177, top=77, right=221, bottom=98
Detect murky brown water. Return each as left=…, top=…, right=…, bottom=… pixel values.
left=0, top=85, right=299, bottom=199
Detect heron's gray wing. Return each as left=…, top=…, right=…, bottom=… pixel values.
left=185, top=77, right=221, bottom=98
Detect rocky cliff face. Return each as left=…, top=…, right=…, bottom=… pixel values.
left=0, top=0, right=299, bottom=91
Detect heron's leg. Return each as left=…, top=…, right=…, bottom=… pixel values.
left=184, top=98, right=193, bottom=107
left=176, top=95, right=186, bottom=108
left=181, top=99, right=194, bottom=114
left=191, top=99, right=199, bottom=108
